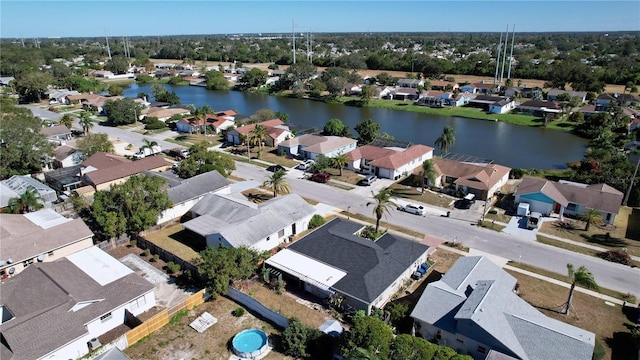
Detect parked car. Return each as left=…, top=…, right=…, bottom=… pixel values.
left=310, top=172, right=331, bottom=183
left=398, top=203, right=426, bottom=216
left=455, top=199, right=473, bottom=209
left=360, top=175, right=377, bottom=186
left=298, top=159, right=315, bottom=171
left=526, top=212, right=542, bottom=230
left=267, top=164, right=287, bottom=173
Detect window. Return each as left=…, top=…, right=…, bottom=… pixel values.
left=477, top=346, right=487, bottom=354
left=278, top=229, right=285, bottom=238
left=566, top=203, right=577, bottom=211
left=100, top=312, right=112, bottom=323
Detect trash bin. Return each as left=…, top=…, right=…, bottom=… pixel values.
left=447, top=211, right=451, bottom=217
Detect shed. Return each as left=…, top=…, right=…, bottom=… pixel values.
left=517, top=203, right=530, bottom=217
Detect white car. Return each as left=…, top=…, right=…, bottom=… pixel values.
left=398, top=203, right=426, bottom=216
left=297, top=159, right=315, bottom=171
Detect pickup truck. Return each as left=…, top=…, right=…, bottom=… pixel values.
left=133, top=145, right=162, bottom=159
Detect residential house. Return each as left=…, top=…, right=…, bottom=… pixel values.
left=517, top=100, right=561, bottom=116
left=596, top=93, right=640, bottom=108
left=53, top=145, right=84, bottom=168
left=488, top=98, right=517, bottom=114
left=47, top=89, right=80, bottom=104
left=416, top=91, right=447, bottom=107
left=429, top=80, right=459, bottom=91
left=578, top=104, right=600, bottom=118
left=397, top=78, right=424, bottom=88
left=0, top=209, right=94, bottom=280
left=460, top=82, right=499, bottom=95
left=80, top=152, right=169, bottom=192
left=1, top=175, right=58, bottom=208
left=426, top=159, right=511, bottom=200
left=183, top=193, right=315, bottom=252
left=546, top=89, right=587, bottom=103
left=176, top=110, right=237, bottom=134
left=468, top=95, right=512, bottom=112
left=0, top=246, right=156, bottom=360
left=369, top=144, right=434, bottom=180
left=226, top=119, right=291, bottom=147
left=278, top=134, right=357, bottom=160
left=514, top=177, right=624, bottom=224
left=0, top=76, right=15, bottom=86
left=386, top=87, right=422, bottom=101
left=411, top=256, right=595, bottom=360
left=154, top=170, right=231, bottom=225
left=344, top=83, right=363, bottom=95
left=446, top=92, right=472, bottom=107
left=345, top=144, right=398, bottom=174
left=92, top=70, right=115, bottom=78
left=266, top=218, right=430, bottom=314
left=41, top=124, right=72, bottom=144
left=141, top=106, right=191, bottom=122
left=66, top=93, right=101, bottom=106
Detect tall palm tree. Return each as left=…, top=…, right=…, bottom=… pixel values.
left=332, top=153, right=348, bottom=176
left=564, top=264, right=599, bottom=315
left=582, top=208, right=602, bottom=231
left=59, top=113, right=74, bottom=129
left=434, top=126, right=455, bottom=155
left=139, top=138, right=159, bottom=153
left=250, top=124, right=267, bottom=159
left=421, top=159, right=437, bottom=193
left=192, top=105, right=214, bottom=140
left=7, top=187, right=44, bottom=214
left=366, top=188, right=397, bottom=233
left=263, top=169, right=291, bottom=197
left=78, top=111, right=94, bottom=135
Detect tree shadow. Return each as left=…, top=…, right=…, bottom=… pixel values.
left=626, top=208, right=640, bottom=241
left=557, top=122, right=574, bottom=128
left=169, top=229, right=207, bottom=252
left=622, top=303, right=640, bottom=323
left=606, top=332, right=637, bottom=360
left=581, top=233, right=631, bottom=248
left=344, top=99, right=364, bottom=107
left=245, top=192, right=271, bottom=204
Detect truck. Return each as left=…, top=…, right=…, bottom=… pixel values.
left=133, top=145, right=162, bottom=159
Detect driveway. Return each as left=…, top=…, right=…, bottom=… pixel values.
left=18, top=104, right=63, bottom=121
left=502, top=215, right=554, bottom=241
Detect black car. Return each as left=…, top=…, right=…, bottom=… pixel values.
left=266, top=165, right=287, bottom=173
left=455, top=199, right=473, bottom=209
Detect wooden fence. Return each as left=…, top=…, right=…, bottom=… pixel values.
left=125, top=289, right=206, bottom=346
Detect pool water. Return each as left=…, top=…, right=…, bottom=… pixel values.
left=232, top=329, right=268, bottom=355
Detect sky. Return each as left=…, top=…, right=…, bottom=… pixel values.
left=1, top=0, right=639, bottom=38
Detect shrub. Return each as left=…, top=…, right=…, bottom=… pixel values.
left=129, top=240, right=137, bottom=248
left=359, top=226, right=384, bottom=240
left=166, top=261, right=181, bottom=274
left=232, top=307, right=246, bottom=317
left=143, top=249, right=151, bottom=257
left=145, top=117, right=166, bottom=130
left=510, top=168, right=526, bottom=179
left=308, top=214, right=325, bottom=229
left=151, top=254, right=160, bottom=262
left=598, top=250, right=631, bottom=265
left=592, top=339, right=605, bottom=360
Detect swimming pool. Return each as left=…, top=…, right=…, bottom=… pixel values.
left=232, top=329, right=270, bottom=358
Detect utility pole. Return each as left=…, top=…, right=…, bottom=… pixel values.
left=507, top=25, right=516, bottom=80
left=292, top=19, right=296, bottom=64
left=105, top=29, right=112, bottom=60
left=500, top=24, right=509, bottom=83
left=493, top=31, right=503, bottom=86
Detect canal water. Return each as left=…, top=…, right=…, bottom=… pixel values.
left=124, top=84, right=588, bottom=169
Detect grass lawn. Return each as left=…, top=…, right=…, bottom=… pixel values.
left=341, top=211, right=425, bottom=239
left=389, top=181, right=455, bottom=208
left=166, top=134, right=222, bottom=147
left=225, top=146, right=300, bottom=168
left=324, top=168, right=363, bottom=186
left=133, top=128, right=172, bottom=136
left=537, top=235, right=640, bottom=269
left=508, top=270, right=638, bottom=360
left=476, top=220, right=506, bottom=232
left=144, top=225, right=204, bottom=263
left=484, top=207, right=513, bottom=223
left=539, top=209, right=640, bottom=258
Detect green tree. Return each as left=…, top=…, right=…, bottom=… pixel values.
left=281, top=60, right=317, bottom=90
left=0, top=108, right=54, bottom=179
left=104, top=57, right=129, bottom=74
left=323, top=118, right=349, bottom=136
left=204, top=70, right=229, bottom=90
left=108, top=84, right=124, bottom=96
left=421, top=159, right=437, bottom=193
left=354, top=118, right=381, bottom=146
left=242, top=67, right=268, bottom=87
left=326, top=76, right=348, bottom=97
left=377, top=72, right=397, bottom=86
left=346, top=315, right=394, bottom=360
left=15, top=71, right=54, bottom=102
left=249, top=124, right=267, bottom=159
left=346, top=347, right=380, bottom=360
left=263, top=169, right=291, bottom=197
left=78, top=111, right=95, bottom=135
left=7, top=186, right=44, bottom=214
left=366, top=188, right=397, bottom=233
left=103, top=98, right=143, bottom=126
left=332, top=153, right=348, bottom=176
left=390, top=334, right=437, bottom=360
left=435, top=126, right=455, bottom=155
left=564, top=264, right=599, bottom=315
left=281, top=318, right=321, bottom=358
left=360, top=85, right=376, bottom=105
left=90, top=174, right=171, bottom=239
left=77, top=133, right=114, bottom=157
left=58, top=113, right=74, bottom=129
left=175, top=142, right=236, bottom=178
left=581, top=208, right=602, bottom=231
left=308, top=78, right=327, bottom=97
left=196, top=246, right=263, bottom=298
left=139, top=138, right=159, bottom=153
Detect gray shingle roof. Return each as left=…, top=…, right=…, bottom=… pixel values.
left=287, top=218, right=429, bottom=304
left=152, top=170, right=230, bottom=204
left=410, top=256, right=595, bottom=360
left=184, top=193, right=315, bottom=248
left=0, top=255, right=154, bottom=360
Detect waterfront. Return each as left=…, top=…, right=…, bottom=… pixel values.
left=124, top=84, right=589, bottom=169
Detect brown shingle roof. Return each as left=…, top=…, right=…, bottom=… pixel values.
left=82, top=152, right=130, bottom=169
left=41, top=125, right=71, bottom=137
left=370, top=144, right=433, bottom=169
left=84, top=156, right=168, bottom=186
left=520, top=100, right=561, bottom=110
left=345, top=145, right=397, bottom=162
left=432, top=159, right=511, bottom=191
left=234, top=119, right=284, bottom=135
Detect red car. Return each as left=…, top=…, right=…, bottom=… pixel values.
left=310, top=172, right=331, bottom=183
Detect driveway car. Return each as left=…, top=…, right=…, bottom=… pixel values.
left=360, top=175, right=377, bottom=186
left=455, top=199, right=473, bottom=209
left=398, top=203, right=426, bottom=216
left=267, top=164, right=287, bottom=173
left=298, top=159, right=315, bottom=171
left=310, top=172, right=331, bottom=183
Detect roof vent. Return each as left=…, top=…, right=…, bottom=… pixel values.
left=37, top=254, right=47, bottom=262
left=0, top=261, right=5, bottom=267
left=7, top=258, right=13, bottom=264
left=8, top=267, right=15, bottom=275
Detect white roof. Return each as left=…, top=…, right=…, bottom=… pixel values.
left=66, top=246, right=133, bottom=286
left=23, top=208, right=72, bottom=229
left=266, top=249, right=347, bottom=291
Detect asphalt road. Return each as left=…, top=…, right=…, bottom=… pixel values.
left=234, top=161, right=640, bottom=296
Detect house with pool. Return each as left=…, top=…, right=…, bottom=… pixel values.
left=265, top=218, right=430, bottom=314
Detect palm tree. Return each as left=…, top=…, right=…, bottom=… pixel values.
left=139, top=138, right=158, bottom=153
left=7, top=187, right=44, bottom=214
left=434, top=126, right=455, bottom=155
left=332, top=153, right=348, bottom=176
left=582, top=208, right=602, bottom=231
left=250, top=124, right=267, bottom=159
left=78, top=111, right=94, bottom=135
left=421, top=159, right=437, bottom=193
left=59, top=113, right=74, bottom=129
left=192, top=105, right=213, bottom=140
left=366, top=188, right=397, bottom=233
left=263, top=169, right=291, bottom=197
left=564, top=264, right=599, bottom=315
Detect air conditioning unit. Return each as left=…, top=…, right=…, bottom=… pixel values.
left=87, top=338, right=101, bottom=350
